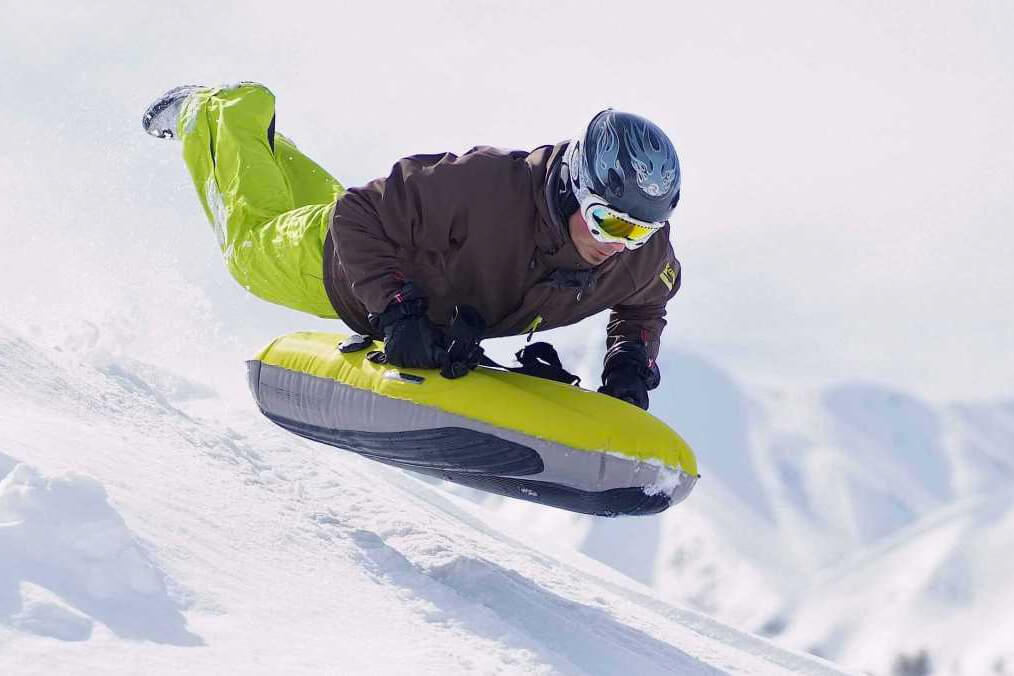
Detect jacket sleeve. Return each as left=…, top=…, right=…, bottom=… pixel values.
left=605, top=241, right=681, bottom=371
left=331, top=152, right=469, bottom=314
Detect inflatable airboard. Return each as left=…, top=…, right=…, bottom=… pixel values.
left=247, top=332, right=698, bottom=516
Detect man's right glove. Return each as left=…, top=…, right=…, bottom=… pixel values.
left=598, top=341, right=661, bottom=410
left=371, top=282, right=447, bottom=370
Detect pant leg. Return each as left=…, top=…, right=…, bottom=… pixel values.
left=178, top=83, right=344, bottom=318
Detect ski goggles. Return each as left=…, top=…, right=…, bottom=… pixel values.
left=578, top=193, right=665, bottom=249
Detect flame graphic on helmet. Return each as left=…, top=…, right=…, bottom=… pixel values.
left=588, top=112, right=623, bottom=192
left=624, top=121, right=677, bottom=197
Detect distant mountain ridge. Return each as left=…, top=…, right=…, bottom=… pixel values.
left=471, top=340, right=1014, bottom=675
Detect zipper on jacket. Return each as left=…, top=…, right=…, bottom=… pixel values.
left=523, top=315, right=543, bottom=342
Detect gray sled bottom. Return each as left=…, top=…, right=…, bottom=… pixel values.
left=248, top=360, right=685, bottom=516
left=264, top=411, right=671, bottom=516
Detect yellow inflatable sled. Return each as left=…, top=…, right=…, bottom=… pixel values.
left=247, top=332, right=698, bottom=516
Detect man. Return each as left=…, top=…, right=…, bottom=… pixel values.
left=143, top=83, right=682, bottom=410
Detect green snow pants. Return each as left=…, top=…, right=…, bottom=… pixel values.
left=178, top=83, right=344, bottom=318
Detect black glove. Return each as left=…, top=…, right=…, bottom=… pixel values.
left=440, top=304, right=486, bottom=379
left=598, top=341, right=660, bottom=410
left=371, top=283, right=447, bottom=370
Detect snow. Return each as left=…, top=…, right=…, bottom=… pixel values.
left=11, top=305, right=1007, bottom=676
left=0, top=326, right=840, bottom=674
left=0, top=464, right=193, bottom=646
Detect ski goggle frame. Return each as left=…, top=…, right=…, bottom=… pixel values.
left=578, top=193, right=665, bottom=249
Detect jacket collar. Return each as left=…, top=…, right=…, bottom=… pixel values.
left=528, top=141, right=599, bottom=273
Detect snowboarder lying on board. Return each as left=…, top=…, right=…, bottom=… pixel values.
left=142, top=83, right=682, bottom=410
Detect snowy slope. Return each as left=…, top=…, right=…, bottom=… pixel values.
left=0, top=325, right=843, bottom=675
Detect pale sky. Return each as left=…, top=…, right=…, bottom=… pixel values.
left=2, top=0, right=1012, bottom=400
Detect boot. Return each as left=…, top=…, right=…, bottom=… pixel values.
left=141, top=85, right=202, bottom=140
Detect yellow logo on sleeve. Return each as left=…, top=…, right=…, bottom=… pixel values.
left=659, top=263, right=677, bottom=291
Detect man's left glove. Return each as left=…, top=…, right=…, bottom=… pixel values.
left=598, top=341, right=661, bottom=410
left=440, top=304, right=486, bottom=379
left=371, top=282, right=448, bottom=370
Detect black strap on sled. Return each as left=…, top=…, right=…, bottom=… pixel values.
left=479, top=342, right=581, bottom=387
left=340, top=304, right=581, bottom=386
left=444, top=304, right=581, bottom=386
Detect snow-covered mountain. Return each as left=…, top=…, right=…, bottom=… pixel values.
left=467, top=338, right=1014, bottom=675
left=771, top=489, right=1014, bottom=675
left=0, top=324, right=843, bottom=674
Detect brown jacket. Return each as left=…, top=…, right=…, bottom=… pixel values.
left=323, top=142, right=681, bottom=366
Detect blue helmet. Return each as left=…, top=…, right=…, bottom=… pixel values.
left=567, top=109, right=681, bottom=224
